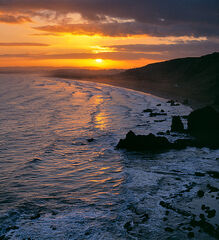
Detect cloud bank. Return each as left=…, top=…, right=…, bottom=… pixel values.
left=0, top=0, right=218, bottom=37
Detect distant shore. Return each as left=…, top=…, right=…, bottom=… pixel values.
left=49, top=53, right=219, bottom=110
left=50, top=74, right=203, bottom=109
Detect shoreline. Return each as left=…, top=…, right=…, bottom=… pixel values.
left=50, top=75, right=204, bottom=109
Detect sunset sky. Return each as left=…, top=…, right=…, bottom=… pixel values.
left=0, top=0, right=218, bottom=69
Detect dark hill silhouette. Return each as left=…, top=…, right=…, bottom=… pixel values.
left=116, top=52, right=219, bottom=107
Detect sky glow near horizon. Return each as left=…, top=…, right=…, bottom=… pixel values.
left=0, top=0, right=218, bottom=69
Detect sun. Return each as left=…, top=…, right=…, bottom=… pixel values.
left=95, top=59, right=103, bottom=63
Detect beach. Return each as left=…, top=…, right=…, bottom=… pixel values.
left=49, top=74, right=204, bottom=110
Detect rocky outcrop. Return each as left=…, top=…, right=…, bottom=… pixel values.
left=116, top=131, right=172, bottom=151
left=116, top=131, right=203, bottom=151
left=187, top=106, right=219, bottom=148
left=171, top=116, right=184, bottom=132
left=117, top=106, right=219, bottom=151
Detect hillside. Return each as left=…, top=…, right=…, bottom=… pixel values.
left=116, top=52, right=219, bottom=107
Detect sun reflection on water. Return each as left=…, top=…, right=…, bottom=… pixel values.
left=95, top=112, right=108, bottom=130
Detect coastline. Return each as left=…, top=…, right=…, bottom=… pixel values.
left=50, top=75, right=204, bottom=109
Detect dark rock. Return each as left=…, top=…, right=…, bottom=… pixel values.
left=116, top=131, right=172, bottom=151
left=197, top=190, right=204, bottom=197
left=167, top=100, right=180, bottom=106
left=51, top=226, right=57, bottom=230
left=141, top=213, right=149, bottom=222
left=124, top=221, right=132, bottom=231
left=116, top=119, right=217, bottom=151
left=165, top=227, right=174, bottom=232
left=85, top=230, right=90, bottom=236
left=207, top=209, right=216, bottom=218
left=31, top=158, right=41, bottom=163
left=188, top=232, right=195, bottom=238
left=150, top=112, right=167, bottom=117
left=171, top=116, right=184, bottom=132
left=189, top=218, right=219, bottom=238
left=163, top=217, right=168, bottom=221
left=205, top=206, right=210, bottom=211
left=207, top=184, right=219, bottom=193
left=156, top=104, right=161, bottom=106
left=87, top=138, right=94, bottom=143
left=161, top=109, right=165, bottom=112
left=172, top=139, right=199, bottom=149
left=30, top=213, right=41, bottom=220
left=195, top=172, right=205, bottom=177
left=199, top=214, right=205, bottom=220
left=201, top=205, right=206, bottom=210
left=167, top=100, right=174, bottom=105
left=157, top=131, right=165, bottom=135
left=159, top=201, right=191, bottom=216
left=154, top=119, right=166, bottom=122
left=187, top=106, right=219, bottom=148
left=207, top=171, right=219, bottom=179
left=0, top=236, right=7, bottom=240
left=143, top=108, right=153, bottom=113
left=6, top=226, right=19, bottom=231
left=171, top=133, right=178, bottom=137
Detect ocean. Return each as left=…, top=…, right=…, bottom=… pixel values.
left=0, top=74, right=218, bottom=239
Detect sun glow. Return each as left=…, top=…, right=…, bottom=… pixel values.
left=95, top=59, right=103, bottom=63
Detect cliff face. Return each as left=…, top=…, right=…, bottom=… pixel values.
left=117, top=53, right=219, bottom=106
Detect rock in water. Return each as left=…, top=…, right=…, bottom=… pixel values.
left=171, top=116, right=184, bottom=132
left=143, top=108, right=153, bottom=113
left=187, top=106, right=219, bottom=148
left=117, top=106, right=219, bottom=151
left=116, top=131, right=202, bottom=151
left=116, top=131, right=172, bottom=151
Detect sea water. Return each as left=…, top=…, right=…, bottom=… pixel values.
left=0, top=74, right=218, bottom=239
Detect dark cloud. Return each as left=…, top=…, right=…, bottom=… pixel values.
left=0, top=0, right=218, bottom=37
left=108, top=40, right=219, bottom=58
left=0, top=14, right=32, bottom=23
left=0, top=42, right=49, bottom=46
left=0, top=0, right=218, bottom=24
left=34, top=21, right=219, bottom=38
